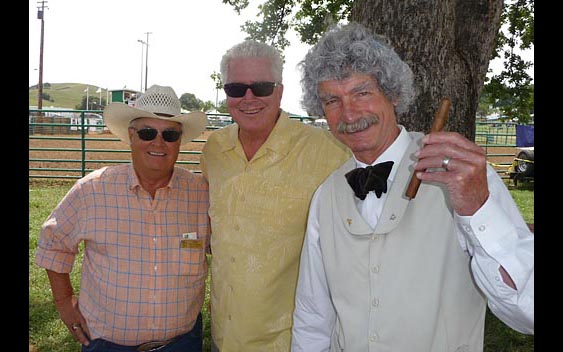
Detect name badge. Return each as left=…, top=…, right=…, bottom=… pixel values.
left=180, top=239, right=203, bottom=249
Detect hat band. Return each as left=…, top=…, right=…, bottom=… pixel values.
left=154, top=112, right=175, bottom=117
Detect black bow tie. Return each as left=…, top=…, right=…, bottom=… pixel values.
left=345, top=161, right=394, bottom=200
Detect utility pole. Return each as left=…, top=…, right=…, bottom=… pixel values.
left=137, top=39, right=146, bottom=92
left=37, top=1, right=48, bottom=110
left=144, top=32, right=152, bottom=91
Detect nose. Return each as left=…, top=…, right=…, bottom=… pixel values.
left=152, top=132, right=167, bottom=145
left=243, top=86, right=255, bottom=98
left=340, top=97, right=358, bottom=122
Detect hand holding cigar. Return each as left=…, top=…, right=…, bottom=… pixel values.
left=405, top=97, right=451, bottom=199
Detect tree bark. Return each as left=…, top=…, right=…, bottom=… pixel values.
left=350, top=0, right=503, bottom=140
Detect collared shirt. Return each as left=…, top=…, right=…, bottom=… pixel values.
left=354, top=126, right=412, bottom=229
left=35, top=164, right=210, bottom=346
left=292, top=127, right=534, bottom=351
left=201, top=111, right=350, bottom=351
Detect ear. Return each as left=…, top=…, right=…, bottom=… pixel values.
left=277, top=83, right=284, bottom=97
left=127, top=127, right=135, bottom=145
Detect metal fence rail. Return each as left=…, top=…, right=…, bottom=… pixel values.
left=29, top=109, right=524, bottom=180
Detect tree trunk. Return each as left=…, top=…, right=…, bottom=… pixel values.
left=350, top=0, right=503, bottom=140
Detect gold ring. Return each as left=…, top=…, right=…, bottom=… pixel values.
left=441, top=156, right=452, bottom=170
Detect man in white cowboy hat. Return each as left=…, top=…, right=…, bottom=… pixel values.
left=35, top=85, right=210, bottom=352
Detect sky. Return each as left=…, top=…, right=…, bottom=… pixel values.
left=28, top=0, right=312, bottom=115
left=29, top=0, right=533, bottom=116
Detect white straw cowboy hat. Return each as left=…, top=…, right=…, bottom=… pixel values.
left=103, top=85, right=207, bottom=145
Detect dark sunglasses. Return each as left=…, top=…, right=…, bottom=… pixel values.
left=223, top=81, right=280, bottom=98
left=131, top=127, right=182, bottom=142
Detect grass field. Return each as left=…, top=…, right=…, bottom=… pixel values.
left=29, top=178, right=534, bottom=352
left=29, top=83, right=108, bottom=109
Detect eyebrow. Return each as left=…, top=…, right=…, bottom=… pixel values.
left=351, top=79, right=378, bottom=93
left=319, top=79, right=377, bottom=101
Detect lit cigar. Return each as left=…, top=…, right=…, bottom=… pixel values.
left=405, top=97, right=451, bottom=199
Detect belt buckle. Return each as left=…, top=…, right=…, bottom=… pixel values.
left=137, top=340, right=169, bottom=352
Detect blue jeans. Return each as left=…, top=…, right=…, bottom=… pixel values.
left=82, top=313, right=203, bottom=352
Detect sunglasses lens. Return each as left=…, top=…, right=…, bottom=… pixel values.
left=224, top=82, right=277, bottom=98
left=251, top=82, right=275, bottom=97
left=135, top=128, right=181, bottom=142
left=224, top=83, right=247, bottom=98
left=162, top=130, right=182, bottom=142
left=137, top=128, right=158, bottom=141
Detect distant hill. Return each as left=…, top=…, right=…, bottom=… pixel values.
left=29, top=83, right=109, bottom=109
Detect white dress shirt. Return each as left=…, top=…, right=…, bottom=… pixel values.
left=292, top=127, right=534, bottom=351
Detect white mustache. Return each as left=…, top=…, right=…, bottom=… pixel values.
left=336, top=116, right=379, bottom=134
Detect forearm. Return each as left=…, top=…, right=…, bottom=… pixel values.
left=46, top=269, right=74, bottom=305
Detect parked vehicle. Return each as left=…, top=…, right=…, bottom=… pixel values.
left=507, top=124, right=534, bottom=186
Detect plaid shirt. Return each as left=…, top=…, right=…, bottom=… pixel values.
left=35, top=164, right=210, bottom=345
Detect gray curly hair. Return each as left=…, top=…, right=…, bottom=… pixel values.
left=220, top=40, right=284, bottom=84
left=299, top=22, right=415, bottom=117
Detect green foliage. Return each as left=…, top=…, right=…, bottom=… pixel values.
left=210, top=71, right=224, bottom=110
left=180, top=92, right=204, bottom=111
left=41, top=92, right=54, bottom=102
left=210, top=71, right=223, bottom=90
left=225, top=0, right=534, bottom=124
left=293, top=0, right=353, bottom=45
left=483, top=0, right=534, bottom=123
left=217, top=99, right=229, bottom=113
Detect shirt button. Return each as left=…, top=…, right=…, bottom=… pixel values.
left=228, top=315, right=232, bottom=320
left=369, top=335, right=377, bottom=342
left=478, top=225, right=486, bottom=232
left=371, top=266, right=379, bottom=273
left=231, top=257, right=235, bottom=263
left=372, top=298, right=379, bottom=307
left=371, top=235, right=378, bottom=241
left=464, top=225, right=471, bottom=232
left=154, top=265, right=157, bottom=272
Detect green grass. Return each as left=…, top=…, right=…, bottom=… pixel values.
left=29, top=83, right=108, bottom=109
left=29, top=180, right=534, bottom=352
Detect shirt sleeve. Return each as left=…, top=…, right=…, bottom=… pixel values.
left=34, top=182, right=84, bottom=273
left=454, top=165, right=534, bottom=335
left=291, top=185, right=336, bottom=352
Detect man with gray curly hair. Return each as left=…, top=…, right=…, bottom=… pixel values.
left=291, top=22, right=533, bottom=351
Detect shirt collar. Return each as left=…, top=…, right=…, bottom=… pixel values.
left=127, top=163, right=176, bottom=191
left=219, top=110, right=292, bottom=156
left=353, top=125, right=410, bottom=182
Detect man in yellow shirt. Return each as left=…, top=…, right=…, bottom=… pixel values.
left=200, top=40, right=350, bottom=351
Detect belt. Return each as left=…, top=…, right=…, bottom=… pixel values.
left=136, top=337, right=177, bottom=352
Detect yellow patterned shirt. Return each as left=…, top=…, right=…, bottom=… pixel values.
left=201, top=111, right=350, bottom=351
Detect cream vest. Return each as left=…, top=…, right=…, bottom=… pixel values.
left=318, top=132, right=487, bottom=352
